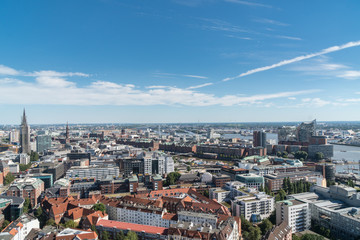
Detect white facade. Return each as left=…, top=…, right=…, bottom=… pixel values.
left=276, top=200, right=311, bottom=233
left=0, top=214, right=40, bottom=240
left=105, top=204, right=175, bottom=228
left=66, top=166, right=119, bottom=180
left=8, top=161, right=19, bottom=173
left=177, top=211, right=218, bottom=228
left=232, top=192, right=274, bottom=221
left=165, top=156, right=174, bottom=173
left=209, top=188, right=230, bottom=203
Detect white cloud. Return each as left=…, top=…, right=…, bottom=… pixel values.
left=223, top=40, right=360, bottom=81
left=0, top=65, right=19, bottom=75
left=337, top=70, right=360, bottom=80
left=0, top=64, right=320, bottom=107
left=254, top=18, right=288, bottom=26
left=277, top=35, right=302, bottom=41
left=183, top=75, right=208, bottom=79
left=187, top=83, right=213, bottom=89
left=153, top=72, right=208, bottom=79
left=225, top=0, right=272, bottom=8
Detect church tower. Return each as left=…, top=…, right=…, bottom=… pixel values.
left=20, top=109, right=31, bottom=154
left=66, top=122, right=69, bottom=139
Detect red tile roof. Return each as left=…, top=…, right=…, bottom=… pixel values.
left=97, top=219, right=168, bottom=235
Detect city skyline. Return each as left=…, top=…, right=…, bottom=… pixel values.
left=1, top=0, right=360, bottom=124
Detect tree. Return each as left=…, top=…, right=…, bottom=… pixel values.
left=301, top=233, right=325, bottom=240
left=91, top=225, right=99, bottom=234
left=247, top=226, right=261, bottom=240
left=64, top=220, right=78, bottom=228
left=46, top=219, right=56, bottom=226
left=92, top=203, right=106, bottom=214
left=282, top=151, right=288, bottom=158
left=125, top=231, right=138, bottom=240
left=19, top=163, right=32, bottom=172
left=23, top=198, right=31, bottom=213
left=276, top=151, right=282, bottom=157
left=240, top=215, right=251, bottom=232
left=269, top=211, right=276, bottom=225
left=292, top=234, right=301, bottom=240
left=258, top=184, right=264, bottom=192
left=101, top=231, right=110, bottom=240
left=295, top=151, right=308, bottom=160
left=4, top=172, right=15, bottom=185
left=347, top=180, right=355, bottom=188
left=164, top=172, right=181, bottom=186
left=187, top=166, right=191, bottom=172
left=30, top=151, right=39, bottom=162
left=259, top=219, right=273, bottom=235
left=0, top=220, right=10, bottom=231
left=203, top=189, right=209, bottom=198
left=35, top=207, right=42, bottom=218
left=314, top=152, right=324, bottom=161
left=116, top=231, right=126, bottom=240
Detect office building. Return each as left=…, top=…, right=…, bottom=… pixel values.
left=212, top=174, right=231, bottom=188
left=253, top=131, right=267, bottom=148
left=235, top=174, right=264, bottom=190
left=66, top=165, right=119, bottom=180
left=36, top=135, right=52, bottom=153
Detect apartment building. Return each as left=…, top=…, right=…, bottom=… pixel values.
left=0, top=213, right=39, bottom=240
left=7, top=177, right=44, bottom=206
left=232, top=189, right=274, bottom=222
left=275, top=199, right=311, bottom=233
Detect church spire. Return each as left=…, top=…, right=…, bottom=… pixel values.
left=66, top=121, right=69, bottom=139
left=21, top=108, right=28, bottom=126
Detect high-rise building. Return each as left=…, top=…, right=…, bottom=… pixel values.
left=9, top=130, right=19, bottom=144
left=276, top=199, right=310, bottom=233
left=296, top=119, right=316, bottom=142
left=36, top=135, right=52, bottom=153
left=253, top=131, right=267, bottom=148
left=19, top=109, right=31, bottom=154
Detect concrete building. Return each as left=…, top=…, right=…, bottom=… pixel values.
left=19, top=110, right=31, bottom=154
left=212, top=174, right=231, bottom=188
left=8, top=161, right=19, bottom=174
left=235, top=174, right=264, bottom=190
left=286, top=186, right=360, bottom=239
left=264, top=170, right=324, bottom=192
left=7, top=177, right=44, bottom=206
left=308, top=144, right=334, bottom=159
left=253, top=131, right=267, bottom=148
left=276, top=199, right=311, bottom=233
left=209, top=188, right=230, bottom=203
left=232, top=189, right=274, bottom=222
left=36, top=135, right=52, bottom=153
left=66, top=165, right=119, bottom=180
left=0, top=213, right=39, bottom=240
left=15, top=154, right=30, bottom=165
left=9, top=130, right=19, bottom=144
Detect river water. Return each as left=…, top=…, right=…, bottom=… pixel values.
left=332, top=145, right=360, bottom=173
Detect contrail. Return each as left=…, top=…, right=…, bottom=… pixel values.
left=223, top=40, right=360, bottom=81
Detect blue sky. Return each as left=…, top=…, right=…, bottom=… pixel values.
left=1, top=0, right=360, bottom=124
